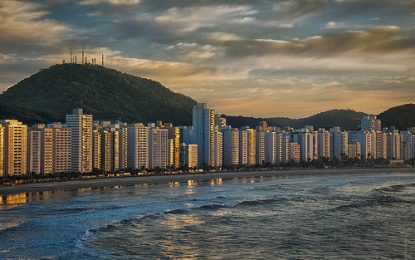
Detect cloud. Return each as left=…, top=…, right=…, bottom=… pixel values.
left=324, top=21, right=343, bottom=29
left=223, top=26, right=415, bottom=58
left=207, top=32, right=242, bottom=41
left=154, top=5, right=257, bottom=34
left=0, top=1, right=70, bottom=54
left=79, top=0, right=140, bottom=6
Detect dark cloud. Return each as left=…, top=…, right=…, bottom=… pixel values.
left=222, top=26, right=415, bottom=58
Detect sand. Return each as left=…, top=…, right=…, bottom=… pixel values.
left=1, top=168, right=414, bottom=195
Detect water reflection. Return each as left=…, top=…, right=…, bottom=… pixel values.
left=159, top=213, right=204, bottom=259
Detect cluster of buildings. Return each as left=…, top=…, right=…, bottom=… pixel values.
left=0, top=105, right=415, bottom=177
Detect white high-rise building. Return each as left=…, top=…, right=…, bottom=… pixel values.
left=349, top=131, right=376, bottom=160
left=66, top=109, right=93, bottom=173
left=1, top=120, right=28, bottom=176
left=221, top=127, right=239, bottom=167
left=400, top=131, right=414, bottom=160
left=213, top=130, right=223, bottom=168
left=265, top=131, right=276, bottom=165
left=239, top=129, right=248, bottom=165
left=28, top=124, right=54, bottom=175
left=50, top=123, right=71, bottom=173
left=192, top=103, right=216, bottom=167
left=149, top=128, right=169, bottom=169
left=330, top=127, right=348, bottom=160
left=246, top=128, right=256, bottom=165
left=387, top=130, right=401, bottom=160
left=0, top=125, right=4, bottom=177
left=127, top=123, right=149, bottom=170
left=295, top=131, right=314, bottom=162
left=376, top=132, right=387, bottom=159
left=318, top=129, right=331, bottom=159
left=361, top=115, right=381, bottom=131
left=180, top=143, right=198, bottom=168
left=281, top=133, right=291, bottom=164
left=256, top=131, right=266, bottom=165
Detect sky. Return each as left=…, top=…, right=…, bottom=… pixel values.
left=1, top=0, right=415, bottom=118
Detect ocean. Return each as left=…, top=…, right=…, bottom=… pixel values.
left=0, top=172, right=414, bottom=259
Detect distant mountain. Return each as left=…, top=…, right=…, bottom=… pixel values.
left=0, top=64, right=196, bottom=125
left=225, top=109, right=366, bottom=130
left=379, top=104, right=415, bottom=130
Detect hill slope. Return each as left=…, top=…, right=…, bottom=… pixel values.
left=379, top=104, right=415, bottom=130
left=226, top=109, right=366, bottom=130
left=0, top=64, right=196, bottom=125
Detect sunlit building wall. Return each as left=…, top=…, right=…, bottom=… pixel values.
left=256, top=131, right=266, bottom=165
left=28, top=128, right=41, bottom=174
left=330, top=127, right=348, bottom=160
left=221, top=127, right=239, bottom=167
left=239, top=129, right=248, bottom=165
left=192, top=103, right=216, bottom=167
left=149, top=128, right=169, bottom=169
left=1, top=120, right=28, bottom=176
left=318, top=129, right=331, bottom=159
left=127, top=123, right=149, bottom=170
left=50, top=123, right=72, bottom=173
left=264, top=131, right=276, bottom=165
left=246, top=128, right=256, bottom=165
left=387, top=130, right=401, bottom=160
left=92, top=128, right=102, bottom=170
left=180, top=143, right=198, bottom=168
left=375, top=132, right=388, bottom=159
left=213, top=130, right=223, bottom=168
left=288, top=142, right=301, bottom=163
left=0, top=126, right=4, bottom=177
left=66, top=109, right=93, bottom=173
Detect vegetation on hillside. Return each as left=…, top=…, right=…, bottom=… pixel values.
left=0, top=64, right=196, bottom=125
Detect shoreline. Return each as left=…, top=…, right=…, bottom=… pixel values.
left=0, top=168, right=414, bottom=196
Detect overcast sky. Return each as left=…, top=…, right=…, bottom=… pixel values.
left=1, top=0, right=415, bottom=117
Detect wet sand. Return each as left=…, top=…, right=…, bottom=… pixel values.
left=0, top=168, right=414, bottom=195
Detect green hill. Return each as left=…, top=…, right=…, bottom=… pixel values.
left=379, top=104, right=415, bottom=130
left=226, top=109, right=366, bottom=130
left=0, top=64, right=196, bottom=125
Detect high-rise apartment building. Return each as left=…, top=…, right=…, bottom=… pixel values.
left=66, top=109, right=93, bottom=173
left=318, top=129, right=331, bottom=159
left=239, top=129, right=248, bottom=165
left=180, top=143, right=198, bottom=168
left=295, top=131, right=315, bottom=162
left=361, top=115, right=381, bottom=131
left=387, top=130, right=401, bottom=160
left=28, top=124, right=54, bottom=175
left=400, top=131, right=414, bottom=160
left=265, top=131, right=276, bottom=165
left=288, top=142, right=301, bottom=163
left=1, top=120, right=28, bottom=176
left=375, top=132, right=387, bottom=159
left=348, top=141, right=361, bottom=159
left=221, top=127, right=239, bottom=167
left=330, top=127, right=348, bottom=160
left=246, top=128, right=256, bottom=165
left=149, top=128, right=169, bottom=169
left=256, top=131, right=266, bottom=165
left=127, top=123, right=149, bottom=170
left=0, top=125, right=4, bottom=176
left=213, top=130, right=223, bottom=168
left=92, top=127, right=102, bottom=170
left=50, top=123, right=71, bottom=173
left=165, top=125, right=180, bottom=168
left=192, top=103, right=216, bottom=167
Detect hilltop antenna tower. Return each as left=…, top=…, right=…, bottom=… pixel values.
left=101, top=54, right=104, bottom=67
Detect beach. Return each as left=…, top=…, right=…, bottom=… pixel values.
left=1, top=167, right=414, bottom=195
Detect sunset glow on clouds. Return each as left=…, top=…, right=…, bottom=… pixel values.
left=0, top=0, right=415, bottom=117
